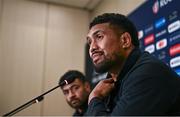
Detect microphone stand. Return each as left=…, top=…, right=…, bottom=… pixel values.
left=3, top=85, right=60, bottom=116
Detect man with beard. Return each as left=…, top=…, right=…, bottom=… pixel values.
left=85, top=13, right=180, bottom=115
left=59, top=70, right=91, bottom=116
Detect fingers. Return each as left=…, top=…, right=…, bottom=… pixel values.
left=103, top=78, right=115, bottom=83
left=101, top=78, right=115, bottom=90
left=88, top=78, right=116, bottom=104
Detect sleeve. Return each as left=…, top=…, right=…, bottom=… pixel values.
left=85, top=97, right=110, bottom=116
left=86, top=62, right=177, bottom=116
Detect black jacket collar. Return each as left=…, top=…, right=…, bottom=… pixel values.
left=106, top=48, right=141, bottom=110
left=117, top=47, right=141, bottom=82
left=106, top=47, right=141, bottom=83
left=73, top=102, right=88, bottom=116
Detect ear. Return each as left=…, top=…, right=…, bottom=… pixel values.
left=121, top=32, right=132, bottom=49
left=84, top=82, right=91, bottom=92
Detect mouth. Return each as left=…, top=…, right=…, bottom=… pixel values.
left=71, top=99, right=79, bottom=105
left=92, top=52, right=103, bottom=64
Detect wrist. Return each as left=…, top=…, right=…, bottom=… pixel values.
left=88, top=91, right=101, bottom=104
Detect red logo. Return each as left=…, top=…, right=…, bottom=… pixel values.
left=156, top=38, right=167, bottom=50
left=169, top=44, right=180, bottom=56
left=144, top=34, right=155, bottom=45
left=152, top=0, right=159, bottom=14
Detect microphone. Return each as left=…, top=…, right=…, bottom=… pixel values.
left=4, top=75, right=76, bottom=116
left=3, top=84, right=60, bottom=116
left=59, top=76, right=75, bottom=87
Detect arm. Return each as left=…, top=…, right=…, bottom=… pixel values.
left=86, top=78, right=115, bottom=116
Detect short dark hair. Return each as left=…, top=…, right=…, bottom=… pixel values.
left=90, top=13, right=139, bottom=47
left=59, top=70, right=86, bottom=87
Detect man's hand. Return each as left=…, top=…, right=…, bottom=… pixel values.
left=88, top=78, right=115, bottom=104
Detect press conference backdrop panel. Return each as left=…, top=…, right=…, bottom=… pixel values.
left=128, top=0, right=180, bottom=76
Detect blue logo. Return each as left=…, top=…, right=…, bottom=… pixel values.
left=155, top=17, right=166, bottom=29
left=175, top=68, right=180, bottom=76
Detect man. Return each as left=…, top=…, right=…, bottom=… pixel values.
left=85, top=13, right=180, bottom=115
left=59, top=70, right=91, bottom=116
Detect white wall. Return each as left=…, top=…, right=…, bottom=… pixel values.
left=0, top=0, right=146, bottom=116
left=0, top=0, right=89, bottom=116
left=0, top=0, right=47, bottom=115
left=42, top=4, right=88, bottom=116
left=90, top=0, right=146, bottom=19
left=0, top=0, right=2, bottom=88
left=0, top=0, right=2, bottom=100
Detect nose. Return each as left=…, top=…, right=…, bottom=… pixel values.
left=89, top=40, right=98, bottom=56
left=68, top=90, right=76, bottom=99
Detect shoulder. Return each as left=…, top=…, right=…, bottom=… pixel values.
left=130, top=51, right=176, bottom=76
left=122, top=51, right=180, bottom=91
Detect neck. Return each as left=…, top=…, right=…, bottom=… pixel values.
left=77, top=108, right=83, bottom=113
left=109, top=47, right=135, bottom=81
left=76, top=101, right=88, bottom=114
left=108, top=63, right=124, bottom=82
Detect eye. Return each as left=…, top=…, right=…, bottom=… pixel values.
left=71, top=85, right=80, bottom=93
left=87, top=37, right=92, bottom=45
left=63, top=90, right=69, bottom=96
left=95, top=33, right=103, bottom=40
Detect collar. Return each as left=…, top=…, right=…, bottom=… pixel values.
left=117, top=47, right=141, bottom=81
left=107, top=47, right=141, bottom=86
left=73, top=102, right=88, bottom=116
left=105, top=48, right=141, bottom=110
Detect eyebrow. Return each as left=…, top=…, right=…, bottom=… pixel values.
left=93, top=30, right=102, bottom=35
left=86, top=30, right=104, bottom=41
left=63, top=84, right=78, bottom=91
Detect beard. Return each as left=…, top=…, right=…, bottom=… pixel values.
left=93, top=58, right=116, bottom=73
left=67, top=98, right=82, bottom=108
left=93, top=52, right=123, bottom=73
left=67, top=91, right=89, bottom=109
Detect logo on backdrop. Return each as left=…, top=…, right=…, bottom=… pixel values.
left=152, top=0, right=173, bottom=14
left=170, top=56, right=180, bottom=68
left=169, top=44, right=180, bottom=57
left=144, top=34, right=155, bottom=46
left=156, top=38, right=167, bottom=50
left=152, top=0, right=159, bottom=14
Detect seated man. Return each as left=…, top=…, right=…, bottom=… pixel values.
left=86, top=13, right=180, bottom=115
left=59, top=70, right=91, bottom=116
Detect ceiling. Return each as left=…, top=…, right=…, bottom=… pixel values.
left=31, top=0, right=103, bottom=11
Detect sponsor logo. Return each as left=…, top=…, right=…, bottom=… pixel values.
left=159, top=0, right=173, bottom=7
left=175, top=68, right=180, bottom=76
left=144, top=25, right=154, bottom=34
left=152, top=0, right=159, bottom=14
left=155, top=29, right=167, bottom=38
left=152, top=0, right=173, bottom=14
left=145, top=44, right=155, bottom=53
left=158, top=51, right=166, bottom=60
left=170, top=56, right=180, bottom=68
left=168, top=20, right=180, bottom=33
left=169, top=11, right=178, bottom=21
left=155, top=17, right=166, bottom=29
left=138, top=30, right=143, bottom=40
left=169, top=44, right=180, bottom=56
left=156, top=38, right=167, bottom=50
left=169, top=31, right=180, bottom=43
left=144, top=34, right=155, bottom=45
